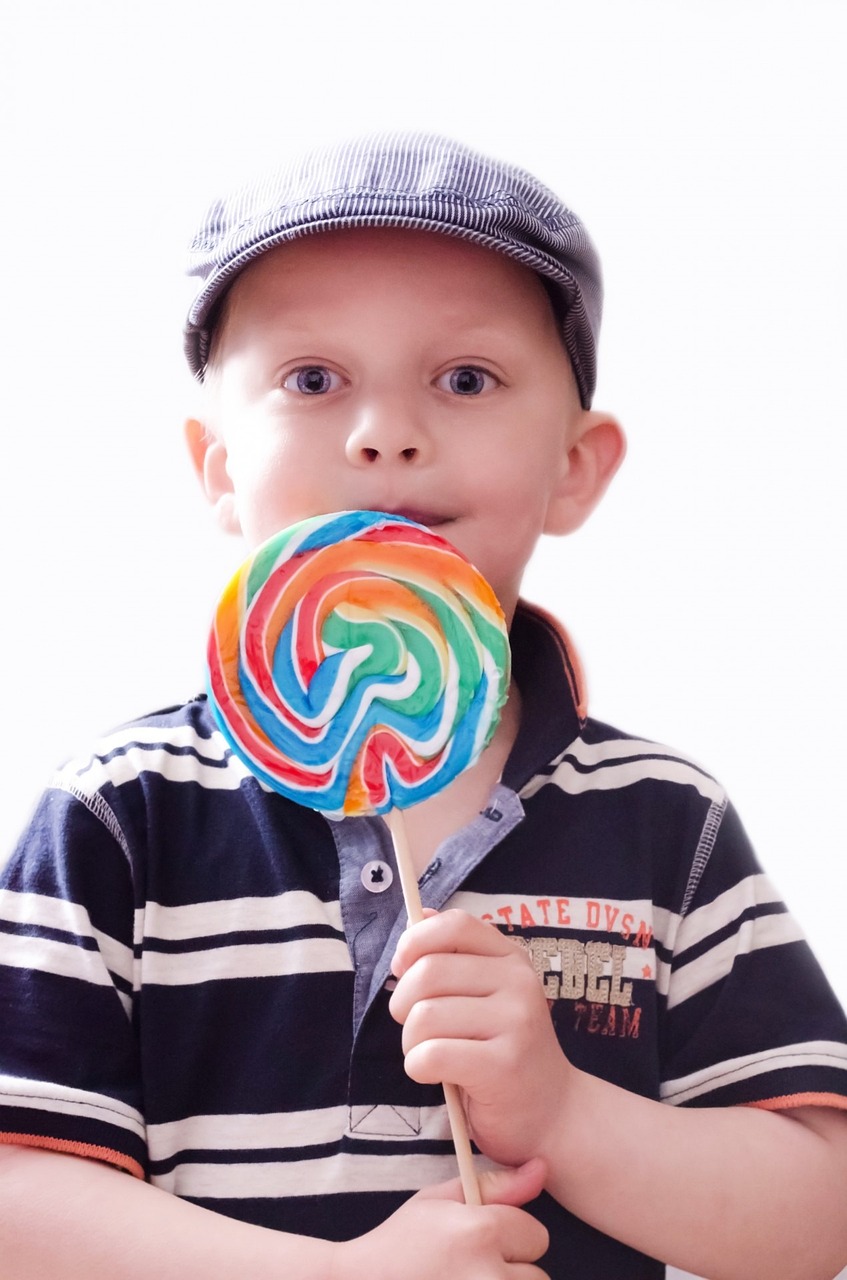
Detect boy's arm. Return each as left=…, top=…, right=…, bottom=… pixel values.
left=545, top=1068, right=847, bottom=1280
left=390, top=911, right=847, bottom=1280
left=0, top=1143, right=332, bottom=1280
left=0, top=1141, right=549, bottom=1280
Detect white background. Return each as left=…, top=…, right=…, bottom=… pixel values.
left=1, top=6, right=845, bottom=1271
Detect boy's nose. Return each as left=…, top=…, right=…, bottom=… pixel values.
left=344, top=405, right=429, bottom=467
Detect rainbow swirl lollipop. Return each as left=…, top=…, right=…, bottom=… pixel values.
left=206, top=510, right=511, bottom=818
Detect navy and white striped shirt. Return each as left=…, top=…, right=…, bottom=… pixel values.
left=2, top=602, right=846, bottom=1277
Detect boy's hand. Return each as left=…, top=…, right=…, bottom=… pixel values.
left=389, top=910, right=572, bottom=1170
left=338, top=1159, right=550, bottom=1279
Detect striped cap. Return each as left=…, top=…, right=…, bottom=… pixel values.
left=184, top=131, right=602, bottom=407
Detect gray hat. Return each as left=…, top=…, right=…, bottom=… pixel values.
left=184, top=131, right=602, bottom=407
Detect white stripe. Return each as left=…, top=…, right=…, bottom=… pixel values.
left=148, top=1103, right=451, bottom=1160
left=659, top=873, right=798, bottom=1007
left=665, top=911, right=806, bottom=1008
left=0, top=931, right=131, bottom=1017
left=142, top=936, right=352, bottom=985
left=662, top=1041, right=847, bottom=1105
left=674, top=874, right=785, bottom=956
left=144, top=892, right=343, bottom=942
left=67, top=723, right=231, bottom=764
left=565, top=736, right=710, bottom=769
left=153, top=1149, right=501, bottom=1199
left=62, top=745, right=253, bottom=795
left=546, top=755, right=723, bottom=803
left=0, top=889, right=134, bottom=988
left=522, top=738, right=724, bottom=803
left=0, top=1075, right=145, bottom=1139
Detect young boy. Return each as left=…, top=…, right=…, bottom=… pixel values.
left=1, top=132, right=846, bottom=1280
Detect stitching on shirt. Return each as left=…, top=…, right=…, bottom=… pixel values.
left=0, top=1086, right=139, bottom=1124
left=680, top=796, right=727, bottom=918
left=418, top=858, right=442, bottom=889
left=347, top=1104, right=423, bottom=1137
left=662, top=1047, right=847, bottom=1102
left=49, top=774, right=132, bottom=870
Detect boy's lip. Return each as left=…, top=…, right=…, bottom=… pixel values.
left=378, top=507, right=455, bottom=530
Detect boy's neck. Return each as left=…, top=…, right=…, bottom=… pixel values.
left=396, top=681, right=523, bottom=877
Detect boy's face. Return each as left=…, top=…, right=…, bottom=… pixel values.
left=189, top=228, right=621, bottom=620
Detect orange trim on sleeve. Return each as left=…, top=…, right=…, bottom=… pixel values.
left=0, top=1130, right=145, bottom=1179
left=743, top=1092, right=847, bottom=1114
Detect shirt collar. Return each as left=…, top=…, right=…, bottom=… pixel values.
left=502, top=599, right=587, bottom=793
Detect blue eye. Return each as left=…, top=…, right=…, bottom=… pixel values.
left=283, top=366, right=342, bottom=395
left=438, top=366, right=497, bottom=396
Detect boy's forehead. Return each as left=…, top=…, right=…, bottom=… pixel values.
left=184, top=132, right=602, bottom=408
left=212, top=228, right=565, bottom=376
left=229, top=227, right=552, bottom=310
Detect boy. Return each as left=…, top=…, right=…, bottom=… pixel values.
left=1, top=132, right=846, bottom=1279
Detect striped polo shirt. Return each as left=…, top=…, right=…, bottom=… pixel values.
left=2, top=601, right=846, bottom=1278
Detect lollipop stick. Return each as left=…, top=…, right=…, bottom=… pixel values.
left=385, top=809, right=426, bottom=928
left=384, top=809, right=482, bottom=1207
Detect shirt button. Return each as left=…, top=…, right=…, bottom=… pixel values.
left=361, top=860, right=394, bottom=893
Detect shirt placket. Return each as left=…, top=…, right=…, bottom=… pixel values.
left=329, top=786, right=525, bottom=1141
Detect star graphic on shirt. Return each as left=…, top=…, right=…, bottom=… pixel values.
left=642, top=964, right=653, bottom=979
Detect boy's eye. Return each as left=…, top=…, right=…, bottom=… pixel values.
left=283, top=366, right=343, bottom=395
left=437, top=366, right=498, bottom=396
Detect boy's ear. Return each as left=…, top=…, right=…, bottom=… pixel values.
left=544, top=411, right=627, bottom=537
left=184, top=417, right=241, bottom=535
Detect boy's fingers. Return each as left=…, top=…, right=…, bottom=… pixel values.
left=417, top=1157, right=547, bottom=1208
left=479, top=1157, right=548, bottom=1208
left=392, top=908, right=518, bottom=977
left=413, top=1161, right=550, bottom=1266
left=389, top=961, right=495, bottom=1025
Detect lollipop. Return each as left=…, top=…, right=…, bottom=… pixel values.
left=207, top=509, right=510, bottom=815
left=206, top=509, right=512, bottom=1203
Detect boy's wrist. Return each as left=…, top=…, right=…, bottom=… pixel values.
left=535, top=1060, right=602, bottom=1197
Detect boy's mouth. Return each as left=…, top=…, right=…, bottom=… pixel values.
left=380, top=507, right=454, bottom=530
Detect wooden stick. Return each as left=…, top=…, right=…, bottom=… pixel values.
left=384, top=809, right=482, bottom=1206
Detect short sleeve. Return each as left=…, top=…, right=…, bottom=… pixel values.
left=660, top=798, right=847, bottom=1112
left=0, top=778, right=147, bottom=1178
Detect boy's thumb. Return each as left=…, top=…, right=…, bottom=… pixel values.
left=417, top=1158, right=547, bottom=1208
